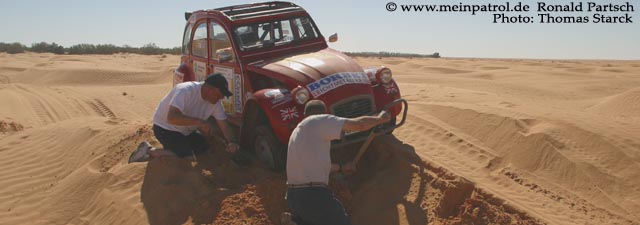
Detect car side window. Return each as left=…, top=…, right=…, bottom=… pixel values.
left=258, top=22, right=278, bottom=42
left=182, top=24, right=193, bottom=55
left=210, top=22, right=235, bottom=62
left=280, top=20, right=293, bottom=42
left=234, top=16, right=318, bottom=51
left=192, top=22, right=208, bottom=58
left=292, top=17, right=317, bottom=40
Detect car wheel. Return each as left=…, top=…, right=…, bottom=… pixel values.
left=253, top=125, right=287, bottom=171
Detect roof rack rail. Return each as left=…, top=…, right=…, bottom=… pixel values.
left=214, top=1, right=303, bottom=20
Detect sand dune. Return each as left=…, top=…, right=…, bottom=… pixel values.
left=590, top=87, right=640, bottom=118
left=1, top=53, right=638, bottom=224
left=355, top=57, right=640, bottom=224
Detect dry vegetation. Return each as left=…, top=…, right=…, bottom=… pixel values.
left=0, top=42, right=180, bottom=55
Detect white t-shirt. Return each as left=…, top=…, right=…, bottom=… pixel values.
left=152, top=81, right=227, bottom=135
left=286, top=114, right=347, bottom=185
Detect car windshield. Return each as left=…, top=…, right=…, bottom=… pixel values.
left=234, top=17, right=319, bottom=51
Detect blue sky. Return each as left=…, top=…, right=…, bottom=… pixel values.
left=1, top=0, right=638, bottom=59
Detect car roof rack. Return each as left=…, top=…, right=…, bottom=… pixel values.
left=214, top=1, right=304, bottom=20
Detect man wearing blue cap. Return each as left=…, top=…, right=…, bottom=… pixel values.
left=128, top=73, right=239, bottom=162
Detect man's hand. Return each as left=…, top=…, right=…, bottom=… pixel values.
left=343, top=110, right=393, bottom=132
left=198, top=120, right=213, bottom=135
left=379, top=110, right=391, bottom=123
left=226, top=142, right=239, bottom=154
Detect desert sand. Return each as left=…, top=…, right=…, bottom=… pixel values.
left=0, top=52, right=638, bottom=225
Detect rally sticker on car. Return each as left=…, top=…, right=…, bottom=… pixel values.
left=194, top=61, right=207, bottom=81
left=306, top=72, right=369, bottom=98
left=214, top=66, right=235, bottom=113
left=280, top=107, right=299, bottom=121
left=234, top=74, right=243, bottom=113
left=264, top=89, right=292, bottom=106
left=384, top=83, right=398, bottom=94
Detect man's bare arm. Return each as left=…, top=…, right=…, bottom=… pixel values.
left=215, top=119, right=235, bottom=143
left=167, top=106, right=207, bottom=127
left=216, top=119, right=239, bottom=153
left=342, top=111, right=391, bottom=132
left=330, top=162, right=356, bottom=173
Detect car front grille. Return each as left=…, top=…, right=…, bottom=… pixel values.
left=331, top=96, right=374, bottom=118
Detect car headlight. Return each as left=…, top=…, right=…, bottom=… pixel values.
left=380, top=69, right=393, bottom=84
left=293, top=87, right=310, bottom=105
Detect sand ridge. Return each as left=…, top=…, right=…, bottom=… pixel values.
left=0, top=52, right=638, bottom=224
left=358, top=57, right=640, bottom=224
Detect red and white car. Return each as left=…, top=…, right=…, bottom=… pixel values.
left=174, top=1, right=407, bottom=170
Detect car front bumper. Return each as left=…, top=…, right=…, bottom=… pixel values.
left=331, top=98, right=408, bottom=149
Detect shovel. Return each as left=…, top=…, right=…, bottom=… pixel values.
left=352, top=99, right=408, bottom=166
left=210, top=134, right=254, bottom=166
left=352, top=126, right=381, bottom=166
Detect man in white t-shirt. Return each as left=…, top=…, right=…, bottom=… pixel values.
left=128, top=73, right=239, bottom=162
left=284, top=100, right=390, bottom=225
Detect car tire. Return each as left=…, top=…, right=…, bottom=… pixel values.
left=253, top=125, right=287, bottom=171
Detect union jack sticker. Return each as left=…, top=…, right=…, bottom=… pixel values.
left=384, top=84, right=398, bottom=94
left=280, top=107, right=299, bottom=121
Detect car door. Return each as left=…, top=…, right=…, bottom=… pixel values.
left=208, top=20, right=243, bottom=125
left=190, top=20, right=211, bottom=82
left=174, top=22, right=193, bottom=86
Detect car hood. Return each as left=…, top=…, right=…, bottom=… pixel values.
left=247, top=48, right=364, bottom=85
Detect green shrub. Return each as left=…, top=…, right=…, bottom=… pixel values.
left=68, top=44, right=96, bottom=54
left=140, top=43, right=161, bottom=55
left=2, top=41, right=181, bottom=55
left=95, top=44, right=119, bottom=54
left=0, top=42, right=27, bottom=54
left=30, top=42, right=64, bottom=54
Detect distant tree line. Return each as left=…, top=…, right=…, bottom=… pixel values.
left=1, top=42, right=439, bottom=58
left=0, top=42, right=180, bottom=55
left=345, top=51, right=441, bottom=58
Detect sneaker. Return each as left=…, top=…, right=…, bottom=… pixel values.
left=128, top=141, right=151, bottom=163
left=280, top=212, right=297, bottom=225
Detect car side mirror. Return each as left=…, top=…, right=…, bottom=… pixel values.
left=328, top=33, right=338, bottom=43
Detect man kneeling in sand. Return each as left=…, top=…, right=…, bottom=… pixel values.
left=128, top=73, right=238, bottom=163
left=283, top=100, right=390, bottom=225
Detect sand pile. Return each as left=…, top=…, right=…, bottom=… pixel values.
left=0, top=120, right=23, bottom=133
left=346, top=137, right=541, bottom=225
left=590, top=87, right=640, bottom=117
left=1, top=53, right=639, bottom=224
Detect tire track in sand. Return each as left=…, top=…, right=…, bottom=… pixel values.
left=86, top=99, right=116, bottom=119
left=392, top=109, right=635, bottom=224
